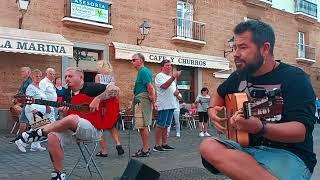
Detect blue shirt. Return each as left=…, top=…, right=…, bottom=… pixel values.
left=18, top=77, right=32, bottom=95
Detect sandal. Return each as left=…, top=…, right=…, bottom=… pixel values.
left=96, top=152, right=108, bottom=157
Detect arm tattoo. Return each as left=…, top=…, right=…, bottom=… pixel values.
left=98, top=91, right=107, bottom=100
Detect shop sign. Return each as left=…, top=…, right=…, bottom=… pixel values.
left=177, top=85, right=190, bottom=90
left=0, top=39, right=72, bottom=57
left=148, top=54, right=207, bottom=68
left=112, top=42, right=229, bottom=69
left=71, top=0, right=109, bottom=24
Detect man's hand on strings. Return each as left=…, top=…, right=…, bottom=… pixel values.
left=230, top=110, right=263, bottom=134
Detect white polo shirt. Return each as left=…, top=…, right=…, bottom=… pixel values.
left=39, top=77, right=57, bottom=101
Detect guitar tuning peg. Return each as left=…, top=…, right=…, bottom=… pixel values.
left=275, top=115, right=282, bottom=121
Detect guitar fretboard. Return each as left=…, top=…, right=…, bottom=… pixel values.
left=34, top=99, right=81, bottom=110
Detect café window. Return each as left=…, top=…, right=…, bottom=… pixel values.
left=64, top=0, right=112, bottom=25
left=176, top=66, right=195, bottom=103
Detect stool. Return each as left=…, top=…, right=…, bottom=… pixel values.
left=67, top=139, right=104, bottom=180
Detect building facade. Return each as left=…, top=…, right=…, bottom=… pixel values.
left=0, top=0, right=320, bottom=128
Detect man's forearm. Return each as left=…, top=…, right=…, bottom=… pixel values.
left=262, top=121, right=306, bottom=143
left=147, top=83, right=156, bottom=103
left=160, top=76, right=175, bottom=89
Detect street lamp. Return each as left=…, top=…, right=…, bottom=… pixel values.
left=17, top=0, right=31, bottom=29
left=137, top=20, right=151, bottom=45
left=223, top=36, right=235, bottom=58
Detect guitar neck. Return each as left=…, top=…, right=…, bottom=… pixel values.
left=34, top=99, right=80, bottom=110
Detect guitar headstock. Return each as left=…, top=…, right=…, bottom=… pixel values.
left=244, top=95, right=283, bottom=121
left=14, top=94, right=35, bottom=105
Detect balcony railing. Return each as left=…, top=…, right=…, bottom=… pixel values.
left=297, top=43, right=316, bottom=61
left=64, top=0, right=112, bottom=25
left=295, top=0, right=317, bottom=18
left=261, top=0, right=272, bottom=3
left=173, top=18, right=206, bottom=42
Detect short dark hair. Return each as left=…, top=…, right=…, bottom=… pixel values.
left=201, top=87, right=209, bottom=93
left=234, top=20, right=275, bottom=55
left=133, top=53, right=145, bottom=62
left=160, top=60, right=171, bottom=67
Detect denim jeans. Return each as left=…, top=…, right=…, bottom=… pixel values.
left=203, top=137, right=312, bottom=180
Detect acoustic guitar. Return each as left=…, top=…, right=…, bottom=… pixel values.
left=222, top=89, right=283, bottom=147
left=15, top=93, right=119, bottom=130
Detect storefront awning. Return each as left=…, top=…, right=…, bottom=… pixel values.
left=0, top=26, right=73, bottom=57
left=111, top=42, right=229, bottom=70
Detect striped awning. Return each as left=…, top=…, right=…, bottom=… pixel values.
left=111, top=42, right=229, bottom=70
left=0, top=26, right=73, bottom=57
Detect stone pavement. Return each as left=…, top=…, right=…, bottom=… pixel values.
left=0, top=124, right=319, bottom=180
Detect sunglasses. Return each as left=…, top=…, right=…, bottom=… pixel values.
left=131, top=58, right=140, bottom=62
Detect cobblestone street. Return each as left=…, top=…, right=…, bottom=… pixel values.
left=0, top=125, right=319, bottom=180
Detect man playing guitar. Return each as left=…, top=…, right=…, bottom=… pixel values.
left=200, top=20, right=317, bottom=180
left=15, top=67, right=119, bottom=180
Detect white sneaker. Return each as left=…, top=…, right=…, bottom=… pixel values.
left=51, top=171, right=66, bottom=180
left=30, top=142, right=46, bottom=152
left=15, top=139, right=27, bottom=153
left=199, top=132, right=204, bottom=137
left=176, top=133, right=180, bottom=137
left=204, top=132, right=211, bottom=137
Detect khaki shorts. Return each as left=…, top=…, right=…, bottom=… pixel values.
left=134, top=93, right=152, bottom=128
left=53, top=117, right=102, bottom=147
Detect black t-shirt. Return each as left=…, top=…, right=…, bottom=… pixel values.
left=217, top=62, right=317, bottom=173
left=63, top=82, right=106, bottom=103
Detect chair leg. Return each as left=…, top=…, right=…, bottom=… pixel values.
left=193, top=120, right=196, bottom=129
left=78, top=142, right=93, bottom=177
left=152, top=120, right=157, bottom=128
left=10, top=122, right=17, bottom=134
left=83, top=143, right=104, bottom=180
left=67, top=143, right=86, bottom=180
left=122, top=120, right=125, bottom=131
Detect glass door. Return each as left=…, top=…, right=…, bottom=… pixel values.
left=176, top=66, right=195, bottom=103
left=177, top=1, right=193, bottom=39
left=298, top=32, right=305, bottom=58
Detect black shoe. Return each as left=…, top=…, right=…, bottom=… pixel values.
left=153, top=145, right=165, bottom=152
left=116, top=145, right=125, bottom=155
left=162, top=144, right=175, bottom=151
left=9, top=137, right=19, bottom=144
left=51, top=171, right=66, bottom=180
left=21, top=129, right=45, bottom=143
left=96, top=152, right=108, bottom=157
left=132, top=148, right=150, bottom=157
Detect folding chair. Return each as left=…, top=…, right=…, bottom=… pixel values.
left=9, top=107, right=20, bottom=135
left=121, top=109, right=134, bottom=131
left=67, top=138, right=104, bottom=180
left=180, top=114, right=194, bottom=129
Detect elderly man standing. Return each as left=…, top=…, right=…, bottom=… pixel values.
left=39, top=68, right=57, bottom=122
left=131, top=53, right=156, bottom=158
left=153, top=60, right=181, bottom=152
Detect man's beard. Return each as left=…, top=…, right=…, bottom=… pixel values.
left=243, top=53, right=264, bottom=74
